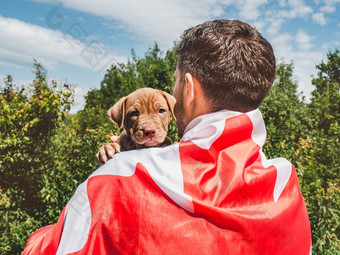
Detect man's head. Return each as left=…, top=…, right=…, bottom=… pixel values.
left=174, top=19, right=275, bottom=112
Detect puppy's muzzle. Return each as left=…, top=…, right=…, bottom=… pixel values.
left=143, top=127, right=156, bottom=138
left=134, top=124, right=165, bottom=146
left=135, top=126, right=158, bottom=140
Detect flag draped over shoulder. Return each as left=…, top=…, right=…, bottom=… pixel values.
left=22, top=109, right=311, bottom=255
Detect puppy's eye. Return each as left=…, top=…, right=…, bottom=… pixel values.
left=159, top=108, right=166, bottom=114
left=130, top=110, right=139, bottom=117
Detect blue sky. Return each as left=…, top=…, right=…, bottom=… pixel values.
left=1, top=0, right=339, bottom=113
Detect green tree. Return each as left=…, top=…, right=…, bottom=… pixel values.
left=0, top=61, right=74, bottom=254
left=260, top=54, right=340, bottom=253
left=300, top=49, right=340, bottom=254
left=260, top=62, right=309, bottom=162
left=38, top=114, right=117, bottom=222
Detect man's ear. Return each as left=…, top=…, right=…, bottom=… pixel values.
left=161, top=91, right=177, bottom=121
left=184, top=72, right=195, bottom=105
left=107, top=97, right=127, bottom=128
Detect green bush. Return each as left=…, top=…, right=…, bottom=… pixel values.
left=0, top=62, right=74, bottom=254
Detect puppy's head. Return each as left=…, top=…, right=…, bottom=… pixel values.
left=108, top=88, right=176, bottom=147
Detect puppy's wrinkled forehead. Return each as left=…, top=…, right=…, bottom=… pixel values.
left=126, top=89, right=168, bottom=112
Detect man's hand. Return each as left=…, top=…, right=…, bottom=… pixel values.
left=96, top=136, right=121, bottom=164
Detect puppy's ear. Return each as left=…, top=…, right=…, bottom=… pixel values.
left=161, top=91, right=177, bottom=121
left=107, top=97, right=127, bottom=128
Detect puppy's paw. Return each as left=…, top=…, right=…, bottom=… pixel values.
left=96, top=142, right=121, bottom=164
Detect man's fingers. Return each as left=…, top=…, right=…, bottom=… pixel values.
left=111, top=143, right=121, bottom=154
left=104, top=143, right=115, bottom=158
left=97, top=146, right=108, bottom=164
left=103, top=142, right=121, bottom=158
left=110, top=135, right=119, bottom=143
left=96, top=142, right=121, bottom=164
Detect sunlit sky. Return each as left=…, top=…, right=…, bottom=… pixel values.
left=1, top=0, right=339, bottom=112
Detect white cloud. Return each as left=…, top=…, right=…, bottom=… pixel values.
left=235, top=0, right=268, bottom=21
left=0, top=15, right=124, bottom=71
left=296, top=29, right=314, bottom=51
left=320, top=5, right=336, bottom=12
left=312, top=0, right=340, bottom=25
left=33, top=0, right=231, bottom=49
left=321, top=0, right=340, bottom=12
left=274, top=0, right=313, bottom=19
left=70, top=86, right=90, bottom=113
left=271, top=33, right=294, bottom=59
left=321, top=40, right=340, bottom=51
left=312, top=12, right=327, bottom=25
left=278, top=0, right=287, bottom=6
left=287, top=0, right=313, bottom=17
left=0, top=74, right=6, bottom=84
left=270, top=32, right=324, bottom=98
left=266, top=18, right=284, bottom=36
left=252, top=20, right=266, bottom=31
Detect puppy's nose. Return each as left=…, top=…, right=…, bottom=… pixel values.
left=143, top=128, right=156, bottom=138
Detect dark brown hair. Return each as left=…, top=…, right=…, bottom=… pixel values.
left=175, top=19, right=276, bottom=112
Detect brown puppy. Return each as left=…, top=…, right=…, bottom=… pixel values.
left=97, top=88, right=176, bottom=163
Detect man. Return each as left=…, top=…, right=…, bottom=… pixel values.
left=23, top=20, right=311, bottom=254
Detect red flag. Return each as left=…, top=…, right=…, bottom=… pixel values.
left=22, top=109, right=311, bottom=254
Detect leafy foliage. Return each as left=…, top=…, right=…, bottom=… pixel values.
left=300, top=49, right=340, bottom=254
left=260, top=50, right=340, bottom=254
left=0, top=48, right=339, bottom=254
left=260, top=62, right=310, bottom=161
left=0, top=61, right=74, bottom=253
